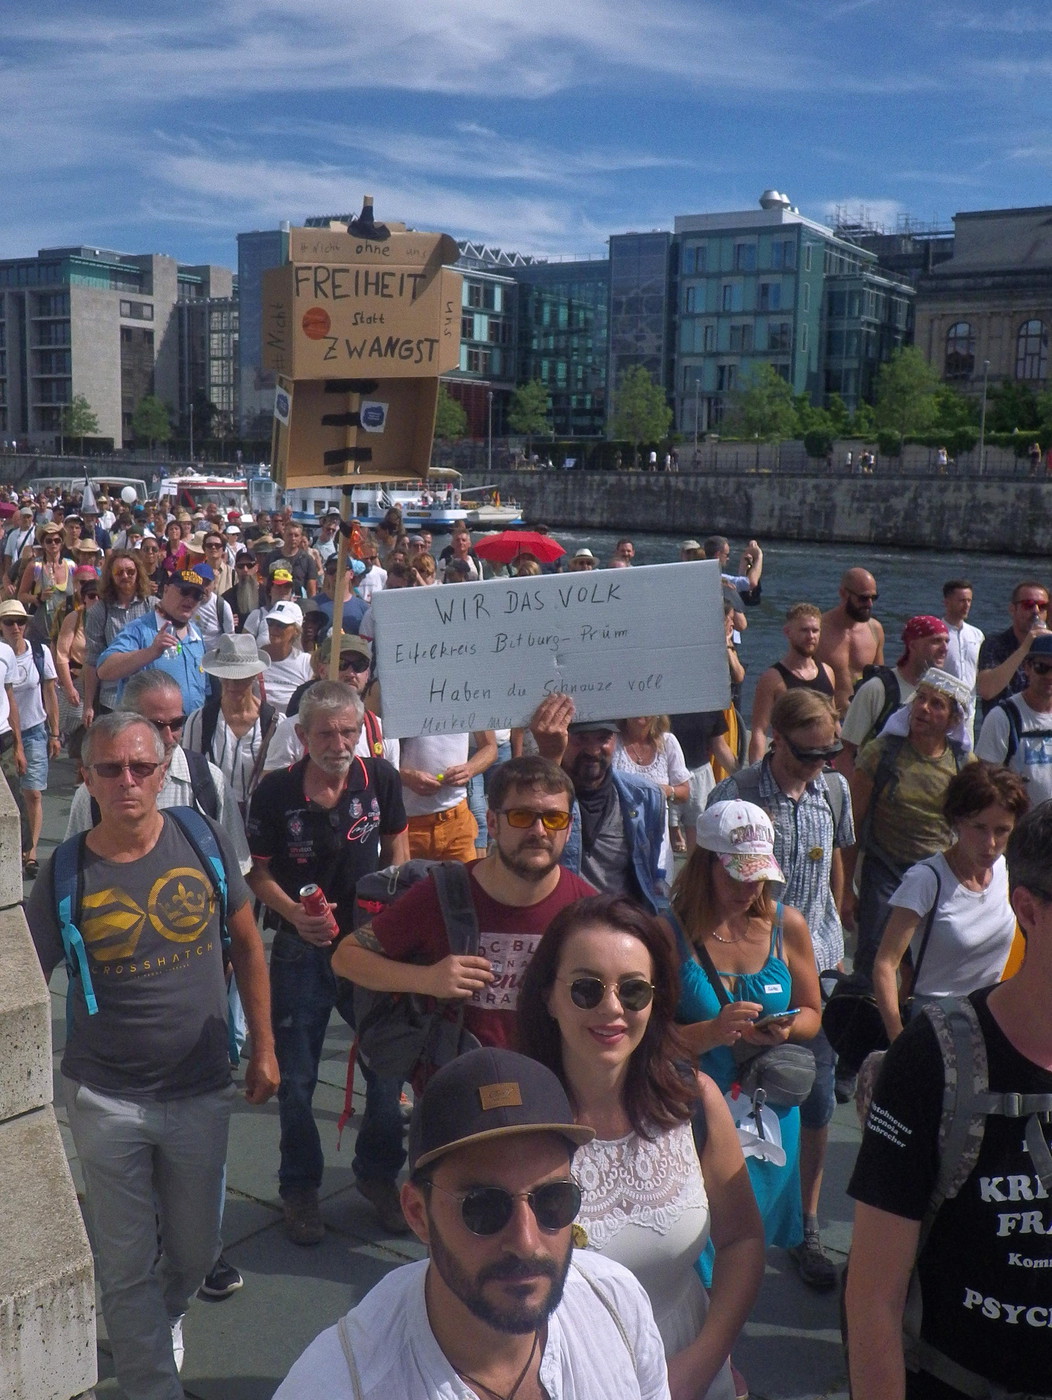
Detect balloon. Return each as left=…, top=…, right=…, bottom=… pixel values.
left=121, top=486, right=138, bottom=505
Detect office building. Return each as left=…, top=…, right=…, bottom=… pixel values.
left=514, top=256, right=609, bottom=438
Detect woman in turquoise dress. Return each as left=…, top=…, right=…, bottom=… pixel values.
left=671, top=800, right=822, bottom=1274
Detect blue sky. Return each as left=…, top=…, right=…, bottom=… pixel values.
left=3, top=1, right=1052, bottom=270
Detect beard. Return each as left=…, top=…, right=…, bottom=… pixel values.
left=844, top=597, right=872, bottom=622
left=310, top=751, right=354, bottom=776
left=495, top=837, right=560, bottom=883
left=567, top=750, right=609, bottom=790
left=426, top=1210, right=570, bottom=1334
left=235, top=577, right=259, bottom=616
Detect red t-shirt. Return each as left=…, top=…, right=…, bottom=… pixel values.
left=371, top=862, right=596, bottom=1050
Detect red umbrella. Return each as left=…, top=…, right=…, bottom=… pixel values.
left=473, top=530, right=565, bottom=565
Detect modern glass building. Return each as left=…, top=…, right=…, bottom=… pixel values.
left=607, top=232, right=673, bottom=420
left=236, top=227, right=288, bottom=436
left=515, top=257, right=610, bottom=437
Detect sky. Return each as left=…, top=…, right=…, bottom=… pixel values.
left=3, top=0, right=1052, bottom=271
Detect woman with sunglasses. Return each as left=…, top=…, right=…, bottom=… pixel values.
left=82, top=550, right=152, bottom=727
left=871, top=761, right=1028, bottom=1044
left=614, top=714, right=690, bottom=876
left=519, top=894, right=764, bottom=1400
left=671, top=801, right=822, bottom=1286
left=17, top=523, right=74, bottom=641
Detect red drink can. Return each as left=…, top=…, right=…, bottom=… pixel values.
left=299, top=883, right=338, bottom=941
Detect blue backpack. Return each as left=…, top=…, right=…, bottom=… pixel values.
left=53, top=806, right=235, bottom=1059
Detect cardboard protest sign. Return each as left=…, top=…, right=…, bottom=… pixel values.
left=372, top=560, right=729, bottom=738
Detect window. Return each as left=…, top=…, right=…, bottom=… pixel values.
left=768, top=322, right=791, bottom=352
left=1016, top=320, right=1048, bottom=381
left=681, top=246, right=695, bottom=275
left=758, top=282, right=781, bottom=312
left=716, top=363, right=737, bottom=391
left=770, top=239, right=796, bottom=270
left=721, top=282, right=743, bottom=312
left=801, top=324, right=809, bottom=353
left=734, top=242, right=757, bottom=272
left=729, top=323, right=754, bottom=352
left=802, top=284, right=810, bottom=312
left=703, top=323, right=716, bottom=352
left=944, top=322, right=975, bottom=379
left=804, top=245, right=813, bottom=272
left=685, top=285, right=697, bottom=313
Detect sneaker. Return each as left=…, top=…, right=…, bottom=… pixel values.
left=355, top=1176, right=410, bottom=1234
left=787, top=1229, right=838, bottom=1291
left=282, top=1188, right=325, bottom=1246
left=170, top=1316, right=185, bottom=1373
left=197, top=1253, right=243, bottom=1301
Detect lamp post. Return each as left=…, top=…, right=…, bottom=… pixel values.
left=979, top=358, right=990, bottom=477
left=487, top=389, right=493, bottom=475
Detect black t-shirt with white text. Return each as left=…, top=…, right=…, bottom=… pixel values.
left=849, top=987, right=1052, bottom=1397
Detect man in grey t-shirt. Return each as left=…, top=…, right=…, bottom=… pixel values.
left=28, top=712, right=278, bottom=1399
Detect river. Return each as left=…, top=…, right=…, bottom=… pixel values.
left=539, top=529, right=1033, bottom=719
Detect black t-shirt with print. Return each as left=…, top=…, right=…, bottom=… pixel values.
left=849, top=986, right=1052, bottom=1397
left=247, top=755, right=406, bottom=936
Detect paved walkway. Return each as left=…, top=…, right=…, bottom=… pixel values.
left=34, top=757, right=856, bottom=1400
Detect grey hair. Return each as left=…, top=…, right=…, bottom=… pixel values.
left=120, top=669, right=183, bottom=714
left=1006, top=802, right=1052, bottom=903
left=83, top=711, right=165, bottom=766
left=297, top=680, right=365, bottom=735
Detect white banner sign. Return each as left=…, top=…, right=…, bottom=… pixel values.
left=371, top=560, right=729, bottom=738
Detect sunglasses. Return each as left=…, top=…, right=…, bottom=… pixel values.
left=785, top=738, right=843, bottom=763
left=176, top=586, right=204, bottom=599
left=1017, top=598, right=1049, bottom=610
left=90, top=760, right=162, bottom=780
left=1029, top=659, right=1052, bottom=675
left=849, top=591, right=878, bottom=602
left=422, top=1179, right=582, bottom=1237
left=153, top=715, right=186, bottom=731
left=500, top=807, right=572, bottom=832
left=338, top=655, right=370, bottom=672
left=0, top=617, right=26, bottom=627
left=565, top=976, right=655, bottom=1012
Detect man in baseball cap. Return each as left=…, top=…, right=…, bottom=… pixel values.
left=273, top=1048, right=670, bottom=1399
left=840, top=614, right=950, bottom=772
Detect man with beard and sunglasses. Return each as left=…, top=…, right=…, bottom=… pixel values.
left=528, top=696, right=667, bottom=914
left=976, top=630, right=1052, bottom=804
left=816, top=567, right=886, bottom=717
left=709, top=689, right=854, bottom=1292
left=275, top=1047, right=669, bottom=1400
left=247, top=681, right=409, bottom=1247
left=334, top=757, right=594, bottom=1232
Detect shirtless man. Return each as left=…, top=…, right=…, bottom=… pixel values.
left=816, top=568, right=885, bottom=716
left=748, top=603, right=836, bottom=761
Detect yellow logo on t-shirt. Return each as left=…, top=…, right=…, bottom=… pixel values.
left=80, top=867, right=215, bottom=961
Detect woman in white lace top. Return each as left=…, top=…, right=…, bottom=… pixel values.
left=519, top=895, right=764, bottom=1400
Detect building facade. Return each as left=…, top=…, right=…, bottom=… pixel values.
left=0, top=247, right=232, bottom=449
left=514, top=256, right=609, bottom=437
left=236, top=227, right=288, bottom=437
left=913, top=205, right=1052, bottom=398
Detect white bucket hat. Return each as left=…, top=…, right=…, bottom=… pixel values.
left=201, top=633, right=267, bottom=679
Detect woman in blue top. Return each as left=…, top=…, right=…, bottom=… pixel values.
left=672, top=800, right=822, bottom=1271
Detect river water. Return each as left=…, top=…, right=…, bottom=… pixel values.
left=543, top=529, right=1038, bottom=718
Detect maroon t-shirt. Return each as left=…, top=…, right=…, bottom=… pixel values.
left=371, top=862, right=596, bottom=1050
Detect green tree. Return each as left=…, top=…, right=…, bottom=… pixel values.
left=932, top=383, right=979, bottom=434
left=131, top=395, right=173, bottom=449
left=873, top=346, right=941, bottom=441
left=849, top=400, right=877, bottom=437
left=508, top=379, right=553, bottom=457
left=988, top=380, right=1040, bottom=433
left=723, top=364, right=797, bottom=440
left=433, top=383, right=467, bottom=441
left=610, top=366, right=672, bottom=467
left=60, top=394, right=99, bottom=453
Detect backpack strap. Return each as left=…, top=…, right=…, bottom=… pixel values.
left=822, top=770, right=845, bottom=833
left=165, top=807, right=229, bottom=946
left=905, top=865, right=943, bottom=993
left=569, top=1259, right=636, bottom=1367
left=362, top=709, right=384, bottom=758
left=337, top=1313, right=366, bottom=1400
left=29, top=636, right=47, bottom=688
left=430, top=861, right=480, bottom=956
left=53, top=832, right=96, bottom=1023
left=183, top=748, right=220, bottom=820
left=859, top=734, right=906, bottom=852
left=199, top=695, right=223, bottom=758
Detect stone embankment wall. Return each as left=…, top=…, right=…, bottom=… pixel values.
left=503, top=470, right=1051, bottom=556
left=0, top=774, right=96, bottom=1399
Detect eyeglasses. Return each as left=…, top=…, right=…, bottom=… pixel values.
left=152, top=715, right=186, bottom=732
left=237, top=560, right=255, bottom=569
left=1029, top=659, right=1052, bottom=675
left=499, top=807, right=572, bottom=832
left=339, top=655, right=370, bottom=673
left=206, top=542, right=224, bottom=550
left=176, top=586, right=204, bottom=599
left=90, top=760, right=163, bottom=780
left=421, top=1179, right=582, bottom=1237
left=1016, top=598, right=1049, bottom=610
left=785, top=738, right=844, bottom=763
left=564, top=976, right=655, bottom=1012
left=849, top=591, right=879, bottom=602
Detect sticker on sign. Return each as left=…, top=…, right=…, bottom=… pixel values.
left=360, top=400, right=389, bottom=433
left=371, top=560, right=729, bottom=738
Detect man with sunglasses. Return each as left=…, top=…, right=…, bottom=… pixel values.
left=839, top=615, right=950, bottom=779
left=335, top=757, right=594, bottom=1231
left=817, top=567, right=886, bottom=716
left=976, top=579, right=1051, bottom=719
left=976, top=631, right=1052, bottom=804
left=28, top=711, right=278, bottom=1400
left=275, top=1047, right=669, bottom=1399
left=96, top=566, right=210, bottom=715
left=710, top=689, right=854, bottom=1291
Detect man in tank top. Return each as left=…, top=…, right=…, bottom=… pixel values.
left=748, top=603, right=836, bottom=761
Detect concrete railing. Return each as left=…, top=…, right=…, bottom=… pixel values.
left=0, top=773, right=96, bottom=1399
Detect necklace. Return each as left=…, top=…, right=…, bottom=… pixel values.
left=708, top=929, right=743, bottom=945
left=457, top=1329, right=540, bottom=1400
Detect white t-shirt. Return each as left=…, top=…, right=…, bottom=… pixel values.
left=0, top=638, right=16, bottom=734
left=842, top=667, right=914, bottom=747
left=357, top=566, right=387, bottom=603
left=9, top=641, right=57, bottom=730
left=274, top=1253, right=670, bottom=1400
left=400, top=733, right=469, bottom=815
left=944, top=619, right=984, bottom=695
left=888, top=851, right=1015, bottom=997
left=975, top=695, right=1052, bottom=805
left=261, top=650, right=314, bottom=715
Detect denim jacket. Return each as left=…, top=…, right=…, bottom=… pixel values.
left=561, top=769, right=668, bottom=914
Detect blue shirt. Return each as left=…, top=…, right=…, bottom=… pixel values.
left=98, top=607, right=207, bottom=712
